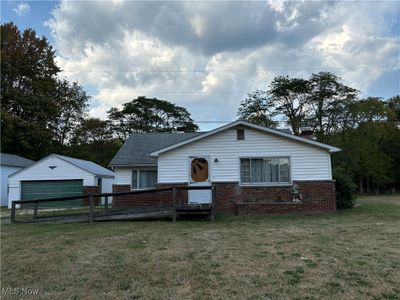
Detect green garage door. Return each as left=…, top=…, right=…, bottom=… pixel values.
left=21, top=180, right=83, bottom=208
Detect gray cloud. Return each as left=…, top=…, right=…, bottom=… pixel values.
left=47, top=1, right=400, bottom=130
left=49, top=1, right=338, bottom=56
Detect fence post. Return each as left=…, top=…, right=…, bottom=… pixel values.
left=33, top=202, right=38, bottom=219
left=211, top=186, right=216, bottom=221
left=89, top=194, right=94, bottom=223
left=11, top=202, right=16, bottom=223
left=172, top=188, right=176, bottom=222
left=104, top=196, right=108, bottom=212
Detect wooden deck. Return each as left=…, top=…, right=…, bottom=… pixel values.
left=14, top=207, right=174, bottom=224
left=13, top=206, right=213, bottom=224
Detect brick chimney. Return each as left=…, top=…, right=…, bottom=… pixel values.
left=176, top=126, right=186, bottom=133
left=300, top=127, right=314, bottom=139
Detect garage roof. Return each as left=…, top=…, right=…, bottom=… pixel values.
left=54, top=155, right=114, bottom=177
left=0, top=153, right=35, bottom=167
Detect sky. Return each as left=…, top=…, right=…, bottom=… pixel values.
left=2, top=0, right=400, bottom=131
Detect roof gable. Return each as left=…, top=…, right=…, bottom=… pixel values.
left=150, top=121, right=340, bottom=156
left=54, top=155, right=114, bottom=177
left=0, top=153, right=35, bottom=167
left=110, top=132, right=204, bottom=167
left=9, top=154, right=114, bottom=179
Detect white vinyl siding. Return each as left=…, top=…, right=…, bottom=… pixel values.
left=1, top=165, right=22, bottom=206
left=114, top=167, right=133, bottom=185
left=8, top=156, right=115, bottom=208
left=157, top=127, right=332, bottom=183
left=9, top=156, right=95, bottom=186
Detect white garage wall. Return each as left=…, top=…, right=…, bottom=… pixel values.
left=8, top=156, right=96, bottom=208
left=1, top=165, right=22, bottom=206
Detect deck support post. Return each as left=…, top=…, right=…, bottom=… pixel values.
left=172, top=188, right=176, bottom=222
left=11, top=202, right=16, bottom=223
left=104, top=196, right=108, bottom=212
left=33, top=202, right=38, bottom=219
left=89, top=195, right=94, bottom=223
left=211, top=186, right=216, bottom=221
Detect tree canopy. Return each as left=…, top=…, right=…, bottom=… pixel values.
left=1, top=22, right=90, bottom=160
left=237, top=90, right=277, bottom=128
left=108, top=96, right=199, bottom=141
left=238, top=72, right=400, bottom=200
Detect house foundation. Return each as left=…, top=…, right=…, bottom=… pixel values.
left=112, top=180, right=336, bottom=214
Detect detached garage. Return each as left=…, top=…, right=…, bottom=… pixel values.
left=8, top=154, right=114, bottom=208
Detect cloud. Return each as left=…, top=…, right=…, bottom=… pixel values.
left=47, top=1, right=400, bottom=130
left=14, top=2, right=30, bottom=16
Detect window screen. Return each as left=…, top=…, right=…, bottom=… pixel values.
left=132, top=170, right=157, bottom=189
left=237, top=128, right=245, bottom=140
left=240, top=157, right=290, bottom=184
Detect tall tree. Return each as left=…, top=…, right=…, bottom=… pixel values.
left=237, top=90, right=277, bottom=128
left=268, top=76, right=312, bottom=135
left=308, top=72, right=358, bottom=143
left=1, top=22, right=60, bottom=159
left=330, top=97, right=399, bottom=194
left=387, top=95, right=400, bottom=122
left=50, top=80, right=91, bottom=148
left=71, top=118, right=113, bottom=145
left=1, top=22, right=91, bottom=159
left=66, top=118, right=120, bottom=167
left=108, top=96, right=199, bottom=141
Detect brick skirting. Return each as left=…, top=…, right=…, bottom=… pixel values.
left=112, top=180, right=336, bottom=214
left=83, top=186, right=100, bottom=206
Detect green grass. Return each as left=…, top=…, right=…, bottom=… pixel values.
left=1, top=195, right=400, bottom=299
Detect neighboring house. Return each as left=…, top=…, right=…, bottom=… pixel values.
left=8, top=154, right=114, bottom=208
left=110, top=121, right=340, bottom=214
left=0, top=153, right=35, bottom=207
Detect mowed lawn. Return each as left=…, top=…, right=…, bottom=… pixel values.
left=1, top=196, right=400, bottom=299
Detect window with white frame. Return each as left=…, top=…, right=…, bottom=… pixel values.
left=132, top=170, right=157, bottom=189
left=240, top=157, right=290, bottom=184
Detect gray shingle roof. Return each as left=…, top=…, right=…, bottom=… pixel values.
left=54, top=154, right=115, bottom=177
left=110, top=132, right=204, bottom=167
left=0, top=153, right=35, bottom=167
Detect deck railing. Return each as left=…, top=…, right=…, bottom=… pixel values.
left=10, top=186, right=216, bottom=223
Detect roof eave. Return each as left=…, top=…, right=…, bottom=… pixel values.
left=95, top=174, right=115, bottom=178
left=110, top=163, right=158, bottom=167
left=1, top=163, right=31, bottom=167
left=151, top=120, right=340, bottom=155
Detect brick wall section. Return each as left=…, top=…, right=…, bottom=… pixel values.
left=112, top=180, right=336, bottom=214
left=83, top=186, right=100, bottom=206
left=225, top=180, right=336, bottom=214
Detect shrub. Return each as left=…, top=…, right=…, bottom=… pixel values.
left=333, top=168, right=356, bottom=209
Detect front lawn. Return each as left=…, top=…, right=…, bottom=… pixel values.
left=1, top=195, right=400, bottom=299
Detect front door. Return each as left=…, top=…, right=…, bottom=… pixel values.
left=188, top=156, right=212, bottom=204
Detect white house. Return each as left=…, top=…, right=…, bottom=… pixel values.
left=0, top=153, right=35, bottom=207
left=8, top=154, right=114, bottom=208
left=110, top=121, right=340, bottom=214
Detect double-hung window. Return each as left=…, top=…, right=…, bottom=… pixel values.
left=132, top=170, right=157, bottom=189
left=240, top=157, right=290, bottom=185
